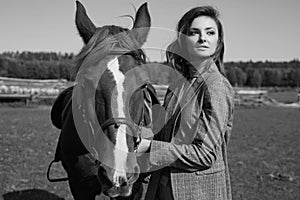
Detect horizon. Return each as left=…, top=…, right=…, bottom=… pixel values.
left=1, top=50, right=300, bottom=63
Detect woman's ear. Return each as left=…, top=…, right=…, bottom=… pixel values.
left=75, top=1, right=96, bottom=44
left=132, top=3, right=151, bottom=46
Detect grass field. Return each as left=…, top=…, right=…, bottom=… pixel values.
left=0, top=106, right=299, bottom=200
left=229, top=107, right=300, bottom=200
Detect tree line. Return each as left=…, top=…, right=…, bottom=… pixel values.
left=225, top=60, right=300, bottom=87
left=0, top=51, right=74, bottom=80
left=1, top=51, right=299, bottom=87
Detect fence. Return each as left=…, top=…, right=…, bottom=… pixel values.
left=0, top=77, right=72, bottom=105
left=2, top=77, right=297, bottom=108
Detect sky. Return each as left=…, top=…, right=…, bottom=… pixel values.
left=0, top=0, right=299, bottom=62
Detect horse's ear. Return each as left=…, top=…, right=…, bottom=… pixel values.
left=75, top=1, right=96, bottom=44
left=132, top=3, right=151, bottom=46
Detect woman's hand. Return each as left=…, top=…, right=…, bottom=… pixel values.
left=135, top=139, right=151, bottom=155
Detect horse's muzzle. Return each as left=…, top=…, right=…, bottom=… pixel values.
left=108, top=165, right=139, bottom=197
left=99, top=164, right=140, bottom=197
left=105, top=184, right=133, bottom=198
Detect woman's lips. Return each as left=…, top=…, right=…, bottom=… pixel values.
left=196, top=45, right=209, bottom=50
left=196, top=45, right=208, bottom=49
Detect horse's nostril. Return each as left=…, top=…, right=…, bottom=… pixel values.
left=119, top=176, right=128, bottom=187
left=121, top=180, right=128, bottom=187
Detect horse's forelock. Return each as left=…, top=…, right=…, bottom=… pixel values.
left=73, top=28, right=113, bottom=77
left=72, top=25, right=146, bottom=79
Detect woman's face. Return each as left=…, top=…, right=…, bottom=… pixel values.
left=184, top=16, right=219, bottom=62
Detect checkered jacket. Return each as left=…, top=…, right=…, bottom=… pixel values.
left=145, top=63, right=234, bottom=200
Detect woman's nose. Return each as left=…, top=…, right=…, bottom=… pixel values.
left=198, top=33, right=206, bottom=42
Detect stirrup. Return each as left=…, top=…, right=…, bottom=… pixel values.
left=46, top=160, right=68, bottom=182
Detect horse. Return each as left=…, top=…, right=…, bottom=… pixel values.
left=48, top=1, right=159, bottom=199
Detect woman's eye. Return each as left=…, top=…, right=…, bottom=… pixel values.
left=188, top=30, right=198, bottom=36
left=207, top=31, right=216, bottom=36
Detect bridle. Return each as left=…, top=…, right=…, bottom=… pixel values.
left=101, top=118, right=144, bottom=152
left=100, top=49, right=147, bottom=152
left=47, top=40, right=148, bottom=187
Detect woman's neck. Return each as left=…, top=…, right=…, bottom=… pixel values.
left=189, top=58, right=213, bottom=74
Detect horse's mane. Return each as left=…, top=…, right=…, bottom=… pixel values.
left=72, top=25, right=146, bottom=78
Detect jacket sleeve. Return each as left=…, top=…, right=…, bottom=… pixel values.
left=148, top=77, right=234, bottom=172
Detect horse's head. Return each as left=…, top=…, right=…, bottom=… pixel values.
left=73, top=1, right=151, bottom=197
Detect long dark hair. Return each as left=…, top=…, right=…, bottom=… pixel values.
left=166, top=6, right=226, bottom=77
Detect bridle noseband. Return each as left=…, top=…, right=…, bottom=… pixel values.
left=100, top=117, right=143, bottom=152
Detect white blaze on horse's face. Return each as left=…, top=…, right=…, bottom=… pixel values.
left=107, top=56, right=128, bottom=186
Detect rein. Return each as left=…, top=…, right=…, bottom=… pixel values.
left=100, top=117, right=143, bottom=149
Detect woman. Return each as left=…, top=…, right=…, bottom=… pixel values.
left=137, top=6, right=234, bottom=200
